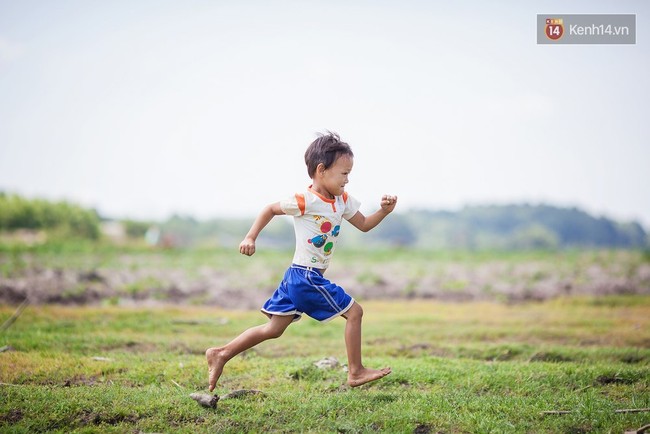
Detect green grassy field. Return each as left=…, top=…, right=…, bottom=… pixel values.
left=1, top=296, right=649, bottom=433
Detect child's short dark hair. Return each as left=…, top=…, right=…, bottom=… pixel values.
left=304, top=131, right=354, bottom=178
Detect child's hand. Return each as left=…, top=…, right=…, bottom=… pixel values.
left=380, top=195, right=397, bottom=213
left=239, top=237, right=256, bottom=256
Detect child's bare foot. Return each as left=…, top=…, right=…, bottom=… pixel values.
left=347, top=367, right=391, bottom=387
left=206, top=347, right=228, bottom=392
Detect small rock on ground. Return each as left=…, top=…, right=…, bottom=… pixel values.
left=189, top=393, right=219, bottom=408
left=314, top=357, right=339, bottom=369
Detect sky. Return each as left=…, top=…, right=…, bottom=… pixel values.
left=1, top=1, right=649, bottom=226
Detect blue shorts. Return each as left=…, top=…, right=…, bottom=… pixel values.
left=261, top=264, right=355, bottom=323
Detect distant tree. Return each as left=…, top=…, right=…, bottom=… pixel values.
left=0, top=193, right=100, bottom=239
left=404, top=204, right=648, bottom=250
left=511, top=224, right=560, bottom=250
left=367, top=214, right=417, bottom=247
left=122, top=220, right=151, bottom=239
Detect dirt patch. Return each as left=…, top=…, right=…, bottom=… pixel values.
left=63, top=375, right=98, bottom=387
left=0, top=409, right=24, bottom=424
left=77, top=409, right=139, bottom=426
left=1, top=253, right=649, bottom=307
left=413, top=423, right=440, bottom=434
left=595, top=374, right=638, bottom=385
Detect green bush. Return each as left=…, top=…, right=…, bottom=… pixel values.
left=0, top=192, right=100, bottom=239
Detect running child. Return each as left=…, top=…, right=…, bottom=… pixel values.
left=206, top=132, right=397, bottom=391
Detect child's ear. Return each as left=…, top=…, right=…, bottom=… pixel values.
left=316, top=163, right=326, bottom=176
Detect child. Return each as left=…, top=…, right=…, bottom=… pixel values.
left=206, top=132, right=397, bottom=392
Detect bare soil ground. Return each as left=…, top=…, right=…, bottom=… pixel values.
left=1, top=250, right=649, bottom=307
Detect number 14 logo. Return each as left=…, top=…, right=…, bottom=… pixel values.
left=545, top=18, right=564, bottom=40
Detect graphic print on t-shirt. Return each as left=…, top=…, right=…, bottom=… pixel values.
left=307, top=215, right=341, bottom=256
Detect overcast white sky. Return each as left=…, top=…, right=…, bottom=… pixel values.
left=1, top=1, right=648, bottom=226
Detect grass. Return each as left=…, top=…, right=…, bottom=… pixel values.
left=3, top=242, right=648, bottom=276
left=1, top=296, right=649, bottom=433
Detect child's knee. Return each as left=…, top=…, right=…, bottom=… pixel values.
left=347, top=302, right=363, bottom=320
left=268, top=329, right=284, bottom=339
left=264, top=323, right=287, bottom=339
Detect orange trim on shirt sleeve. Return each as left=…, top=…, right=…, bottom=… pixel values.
left=296, top=193, right=306, bottom=215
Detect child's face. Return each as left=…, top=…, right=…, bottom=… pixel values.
left=319, top=154, right=353, bottom=198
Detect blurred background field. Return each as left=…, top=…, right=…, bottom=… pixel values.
left=1, top=192, right=649, bottom=308
left=2, top=245, right=650, bottom=309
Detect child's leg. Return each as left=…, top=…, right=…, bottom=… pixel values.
left=206, top=314, right=294, bottom=392
left=342, top=302, right=391, bottom=387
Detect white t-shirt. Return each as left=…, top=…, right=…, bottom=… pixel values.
left=280, top=186, right=361, bottom=269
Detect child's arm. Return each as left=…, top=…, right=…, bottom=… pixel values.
left=347, top=195, right=397, bottom=233
left=239, top=202, right=285, bottom=256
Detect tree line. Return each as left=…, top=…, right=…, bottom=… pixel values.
left=158, top=204, right=648, bottom=250
left=1, top=193, right=647, bottom=249
left=364, top=204, right=649, bottom=250
left=0, top=192, right=100, bottom=239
